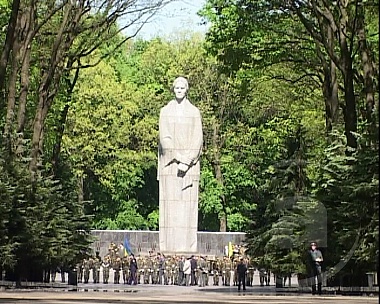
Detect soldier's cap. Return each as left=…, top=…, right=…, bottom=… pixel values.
left=310, top=242, right=317, bottom=246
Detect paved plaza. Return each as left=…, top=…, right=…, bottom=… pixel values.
left=0, top=284, right=378, bottom=304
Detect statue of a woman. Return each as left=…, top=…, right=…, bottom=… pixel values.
left=158, top=76, right=203, bottom=253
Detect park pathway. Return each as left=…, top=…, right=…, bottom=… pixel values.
left=0, top=284, right=378, bottom=304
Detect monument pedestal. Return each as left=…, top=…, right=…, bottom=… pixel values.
left=158, top=179, right=199, bottom=254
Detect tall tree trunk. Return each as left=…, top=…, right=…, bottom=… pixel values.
left=356, top=2, right=375, bottom=122
left=11, top=2, right=35, bottom=157
left=341, top=56, right=357, bottom=149
left=29, top=3, right=73, bottom=175
left=0, top=0, right=20, bottom=99
left=51, top=65, right=80, bottom=176
left=325, top=25, right=339, bottom=132
left=323, top=60, right=339, bottom=133
left=16, top=46, right=31, bottom=134
left=51, top=104, right=69, bottom=175
left=295, top=5, right=341, bottom=135
left=16, top=0, right=36, bottom=134
left=212, top=121, right=227, bottom=232
left=338, top=0, right=357, bottom=149
left=78, top=174, right=84, bottom=203
left=318, top=24, right=339, bottom=133
left=29, top=92, right=48, bottom=174
left=3, top=40, right=20, bottom=142
left=214, top=159, right=227, bottom=232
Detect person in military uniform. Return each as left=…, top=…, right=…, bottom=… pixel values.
left=152, top=255, right=159, bottom=284
left=146, top=255, right=154, bottom=284
left=168, top=256, right=177, bottom=285
left=113, top=256, right=122, bottom=284
left=246, top=258, right=254, bottom=287
left=157, top=253, right=165, bottom=285
left=75, top=262, right=83, bottom=284
left=177, top=256, right=185, bottom=286
left=232, top=258, right=238, bottom=286
left=109, top=242, right=118, bottom=258
left=102, top=255, right=111, bottom=284
left=122, top=255, right=130, bottom=284
left=212, top=259, right=220, bottom=286
left=198, top=256, right=208, bottom=287
left=204, top=257, right=210, bottom=286
left=82, top=258, right=91, bottom=284
left=225, top=256, right=233, bottom=286
left=136, top=255, right=143, bottom=284
left=93, top=253, right=101, bottom=283
left=196, top=256, right=203, bottom=287
left=141, top=256, right=149, bottom=284
left=259, top=267, right=267, bottom=286
left=266, top=269, right=271, bottom=286
left=163, top=255, right=169, bottom=285
left=174, top=256, right=180, bottom=285
left=220, top=257, right=226, bottom=286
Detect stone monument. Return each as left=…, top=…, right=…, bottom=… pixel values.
left=158, top=76, right=203, bottom=253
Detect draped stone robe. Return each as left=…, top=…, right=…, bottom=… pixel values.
left=158, top=98, right=203, bottom=253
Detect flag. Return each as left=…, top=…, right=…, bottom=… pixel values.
left=228, top=241, right=233, bottom=257
left=123, top=238, right=133, bottom=256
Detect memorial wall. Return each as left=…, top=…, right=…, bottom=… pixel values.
left=91, top=230, right=246, bottom=258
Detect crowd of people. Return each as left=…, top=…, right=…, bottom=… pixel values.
left=65, top=242, right=271, bottom=289
left=49, top=241, right=322, bottom=294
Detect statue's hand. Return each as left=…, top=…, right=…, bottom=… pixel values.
left=178, top=163, right=189, bottom=173
left=178, top=163, right=189, bottom=176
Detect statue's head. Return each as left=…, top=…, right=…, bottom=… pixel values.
left=172, top=77, right=189, bottom=102
left=172, top=76, right=189, bottom=91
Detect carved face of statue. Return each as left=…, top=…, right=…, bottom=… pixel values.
left=173, top=81, right=187, bottom=101
left=173, top=77, right=188, bottom=101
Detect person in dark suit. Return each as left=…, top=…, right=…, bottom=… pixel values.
left=190, top=255, right=197, bottom=286
left=307, top=242, right=323, bottom=295
left=178, top=256, right=185, bottom=286
left=157, top=252, right=165, bottom=285
left=236, top=258, right=247, bottom=291
left=128, top=254, right=138, bottom=285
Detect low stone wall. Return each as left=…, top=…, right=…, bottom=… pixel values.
left=91, top=230, right=246, bottom=258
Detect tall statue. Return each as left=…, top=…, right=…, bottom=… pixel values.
left=158, top=76, right=203, bottom=253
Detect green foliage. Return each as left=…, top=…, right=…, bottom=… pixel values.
left=63, top=56, right=158, bottom=229
left=313, top=129, right=379, bottom=274
left=0, top=146, right=92, bottom=279
left=201, top=0, right=378, bottom=277
left=246, top=121, right=316, bottom=275
left=0, top=0, right=9, bottom=27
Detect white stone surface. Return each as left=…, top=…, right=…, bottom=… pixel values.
left=158, top=77, right=203, bottom=254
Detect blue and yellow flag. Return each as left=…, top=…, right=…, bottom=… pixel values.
left=123, top=238, right=133, bottom=256
left=228, top=241, right=233, bottom=257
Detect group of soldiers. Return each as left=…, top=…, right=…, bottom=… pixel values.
left=71, top=242, right=271, bottom=287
